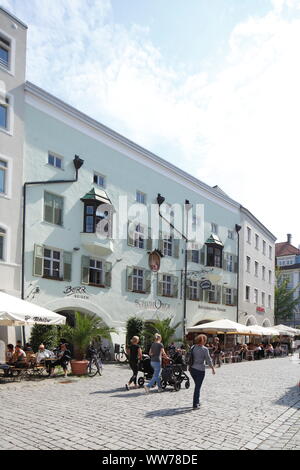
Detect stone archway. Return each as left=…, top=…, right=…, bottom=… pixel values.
left=246, top=316, right=257, bottom=326
left=262, top=319, right=271, bottom=327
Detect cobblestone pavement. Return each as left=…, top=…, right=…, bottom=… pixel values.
left=0, top=356, right=299, bottom=450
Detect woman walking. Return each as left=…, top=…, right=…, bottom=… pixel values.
left=189, top=334, right=215, bottom=409
left=144, top=333, right=169, bottom=393
left=126, top=336, right=143, bottom=390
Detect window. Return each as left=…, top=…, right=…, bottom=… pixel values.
left=207, top=246, right=222, bottom=268
left=269, top=270, right=272, bottom=284
left=44, top=192, right=63, bottom=226
left=189, top=280, right=201, bottom=301
left=247, top=227, right=251, bottom=244
left=254, top=289, right=258, bottom=304
left=226, top=254, right=233, bottom=272
left=245, top=285, right=250, bottom=302
left=158, top=274, right=178, bottom=298
left=268, top=295, right=271, bottom=308
left=246, top=256, right=251, bottom=273
left=159, top=233, right=179, bottom=259
left=269, top=246, right=272, bottom=260
left=43, top=248, right=62, bottom=279
left=133, top=224, right=145, bottom=249
left=83, top=203, right=112, bottom=236
left=163, top=236, right=173, bottom=257
left=33, top=245, right=72, bottom=281
left=89, top=259, right=104, bottom=286
left=0, top=96, right=9, bottom=130
left=136, top=191, right=146, bottom=204
left=228, top=230, right=234, bottom=240
left=211, top=223, right=218, bottom=234
left=263, top=240, right=266, bottom=255
left=262, top=266, right=265, bottom=281
left=208, top=285, right=217, bottom=303
left=127, top=266, right=151, bottom=294
left=225, top=288, right=233, bottom=305
left=0, top=34, right=10, bottom=70
left=48, top=153, right=63, bottom=169
left=93, top=172, right=106, bottom=188
left=255, top=261, right=259, bottom=277
left=0, top=227, right=6, bottom=260
left=188, top=243, right=200, bottom=264
left=255, top=234, right=259, bottom=249
left=0, top=159, right=7, bottom=194
left=262, top=292, right=265, bottom=306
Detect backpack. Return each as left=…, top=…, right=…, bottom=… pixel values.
left=186, top=345, right=195, bottom=371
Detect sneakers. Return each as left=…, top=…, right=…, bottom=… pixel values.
left=144, top=385, right=150, bottom=393
left=157, top=387, right=163, bottom=393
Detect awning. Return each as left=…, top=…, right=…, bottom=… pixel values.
left=0, top=292, right=66, bottom=326
left=273, top=324, right=299, bottom=336
left=246, top=325, right=279, bottom=336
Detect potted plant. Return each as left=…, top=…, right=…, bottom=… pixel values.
left=61, top=311, right=115, bottom=375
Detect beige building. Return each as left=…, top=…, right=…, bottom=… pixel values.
left=0, top=7, right=27, bottom=347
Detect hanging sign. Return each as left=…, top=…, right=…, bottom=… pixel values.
left=149, top=250, right=161, bottom=272
left=200, top=280, right=212, bottom=290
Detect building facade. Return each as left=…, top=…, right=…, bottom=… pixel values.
left=238, top=207, right=276, bottom=328
left=275, top=234, right=300, bottom=328
left=0, top=7, right=27, bottom=347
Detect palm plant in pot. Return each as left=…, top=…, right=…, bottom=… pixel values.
left=61, top=311, right=116, bottom=375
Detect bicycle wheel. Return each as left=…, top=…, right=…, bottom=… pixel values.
left=97, top=359, right=103, bottom=376
left=117, top=352, right=128, bottom=363
left=87, top=359, right=98, bottom=377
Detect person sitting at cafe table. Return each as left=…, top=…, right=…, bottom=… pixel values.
left=12, top=344, right=27, bottom=368
left=36, top=344, right=53, bottom=371
left=48, top=343, right=71, bottom=378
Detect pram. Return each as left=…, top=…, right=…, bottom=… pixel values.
left=137, top=354, right=154, bottom=387
left=160, top=352, right=190, bottom=392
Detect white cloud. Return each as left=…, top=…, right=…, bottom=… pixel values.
left=2, top=0, right=300, bottom=242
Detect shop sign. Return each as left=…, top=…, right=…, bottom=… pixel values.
left=63, top=286, right=90, bottom=300
left=256, top=306, right=265, bottom=313
left=198, top=305, right=226, bottom=313
left=200, top=280, right=212, bottom=290
left=135, top=299, right=170, bottom=311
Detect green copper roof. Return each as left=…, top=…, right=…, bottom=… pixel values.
left=205, top=234, right=224, bottom=246
left=81, top=188, right=112, bottom=204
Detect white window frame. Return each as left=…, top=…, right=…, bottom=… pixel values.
left=162, top=275, right=172, bottom=297
left=93, top=172, right=106, bottom=188
left=268, top=294, right=271, bottom=308
left=245, top=285, right=250, bottom=302
left=269, top=246, right=272, bottom=260
left=263, top=240, right=266, bottom=255
left=0, top=154, right=12, bottom=200
left=247, top=227, right=251, bottom=244
left=133, top=267, right=145, bottom=292
left=0, top=226, right=7, bottom=262
left=246, top=256, right=251, bottom=273
left=255, top=261, right=259, bottom=277
left=255, top=234, right=259, bottom=250
left=225, top=288, right=233, bottom=305
left=136, top=190, right=146, bottom=205
left=163, top=236, right=173, bottom=257
left=189, top=280, right=199, bottom=300
left=208, top=285, right=217, bottom=303
left=0, top=92, right=14, bottom=136
left=269, top=270, right=272, bottom=284
left=262, top=266, right=266, bottom=281
left=89, top=258, right=104, bottom=286
left=44, top=191, right=64, bottom=226
left=43, top=247, right=63, bottom=280
left=133, top=224, right=145, bottom=249
left=254, top=289, right=258, bottom=304
left=0, top=29, right=16, bottom=76
left=211, top=223, right=218, bottom=234
left=262, top=292, right=265, bottom=307
left=228, top=230, right=234, bottom=240
left=48, top=152, right=63, bottom=170
left=226, top=254, right=233, bottom=272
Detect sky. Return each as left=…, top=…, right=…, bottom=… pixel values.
left=1, top=0, right=300, bottom=245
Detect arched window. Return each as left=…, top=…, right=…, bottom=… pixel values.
left=246, top=316, right=257, bottom=326
left=262, top=319, right=271, bottom=328
left=0, top=227, right=6, bottom=260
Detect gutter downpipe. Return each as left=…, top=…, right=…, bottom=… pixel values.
left=21, top=156, right=84, bottom=344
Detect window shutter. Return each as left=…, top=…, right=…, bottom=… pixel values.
left=223, top=252, right=227, bottom=271
left=187, top=250, right=192, bottom=262
left=216, top=285, right=222, bottom=304
left=173, top=239, right=180, bottom=259
left=145, top=270, right=152, bottom=294
left=172, top=276, right=179, bottom=298
left=221, top=286, right=226, bottom=305
left=203, top=289, right=209, bottom=302
left=105, top=262, right=112, bottom=288
left=81, top=256, right=90, bottom=285
left=199, top=286, right=204, bottom=302
left=127, top=221, right=135, bottom=247
left=33, top=244, right=44, bottom=277
left=200, top=245, right=206, bottom=265
left=147, top=227, right=152, bottom=252
left=63, top=251, right=72, bottom=282
left=157, top=274, right=163, bottom=296
left=127, top=266, right=134, bottom=292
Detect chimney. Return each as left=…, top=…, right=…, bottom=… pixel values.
left=287, top=234, right=292, bottom=244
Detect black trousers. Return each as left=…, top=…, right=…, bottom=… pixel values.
left=129, top=360, right=139, bottom=385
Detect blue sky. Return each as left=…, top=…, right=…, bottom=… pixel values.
left=1, top=0, right=300, bottom=245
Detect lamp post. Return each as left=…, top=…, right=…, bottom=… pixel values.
left=235, top=224, right=242, bottom=323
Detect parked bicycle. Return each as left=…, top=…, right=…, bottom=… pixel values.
left=98, top=345, right=112, bottom=362
left=115, top=344, right=128, bottom=363
left=87, top=346, right=103, bottom=377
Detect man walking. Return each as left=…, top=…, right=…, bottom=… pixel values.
left=189, top=334, right=215, bottom=409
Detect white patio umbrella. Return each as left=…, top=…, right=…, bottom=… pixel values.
left=273, top=324, right=298, bottom=337
left=0, top=292, right=66, bottom=326
left=187, top=319, right=253, bottom=335
left=245, top=325, right=280, bottom=336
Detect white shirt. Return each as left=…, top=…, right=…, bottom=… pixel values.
left=36, top=349, right=52, bottom=363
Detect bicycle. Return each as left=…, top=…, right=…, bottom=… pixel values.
left=87, top=348, right=103, bottom=377
left=98, top=345, right=112, bottom=362
left=115, top=344, right=129, bottom=363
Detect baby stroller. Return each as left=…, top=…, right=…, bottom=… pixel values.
left=137, top=354, right=154, bottom=387
left=160, top=352, right=190, bottom=392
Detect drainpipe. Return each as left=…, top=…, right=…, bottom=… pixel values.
left=235, top=224, right=242, bottom=323
left=21, top=156, right=84, bottom=343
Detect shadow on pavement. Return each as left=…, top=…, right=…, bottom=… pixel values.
left=145, top=407, right=194, bottom=418
left=274, top=384, right=300, bottom=409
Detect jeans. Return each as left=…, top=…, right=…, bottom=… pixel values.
left=147, top=361, right=161, bottom=388
left=190, top=368, right=205, bottom=407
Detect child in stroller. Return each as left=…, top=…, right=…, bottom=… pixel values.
left=137, top=354, right=154, bottom=387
